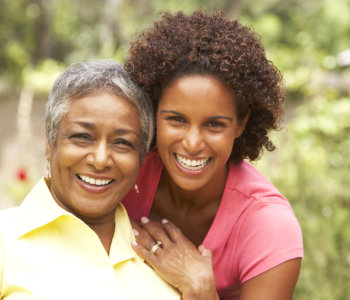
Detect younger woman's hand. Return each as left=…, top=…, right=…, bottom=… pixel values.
left=131, top=217, right=218, bottom=300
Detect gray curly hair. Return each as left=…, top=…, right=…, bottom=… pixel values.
left=45, top=59, right=154, bottom=159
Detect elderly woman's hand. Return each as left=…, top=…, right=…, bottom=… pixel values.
left=131, top=217, right=219, bottom=300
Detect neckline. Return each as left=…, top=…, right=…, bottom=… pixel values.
left=149, top=157, right=234, bottom=247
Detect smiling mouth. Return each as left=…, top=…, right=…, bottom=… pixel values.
left=175, top=154, right=210, bottom=170
left=77, top=174, right=113, bottom=186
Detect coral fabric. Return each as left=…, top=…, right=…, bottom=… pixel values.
left=123, top=151, right=303, bottom=299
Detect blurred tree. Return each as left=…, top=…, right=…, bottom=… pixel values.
left=255, top=90, right=350, bottom=299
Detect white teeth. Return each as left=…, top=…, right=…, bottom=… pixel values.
left=78, top=175, right=112, bottom=186
left=175, top=154, right=209, bottom=170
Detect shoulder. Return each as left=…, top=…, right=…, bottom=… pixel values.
left=219, top=161, right=290, bottom=224
left=238, top=199, right=302, bottom=244
left=226, top=161, right=301, bottom=239
left=0, top=207, right=19, bottom=227
left=0, top=207, right=20, bottom=243
left=221, top=162, right=303, bottom=282
left=233, top=187, right=303, bottom=282
left=226, top=161, right=284, bottom=200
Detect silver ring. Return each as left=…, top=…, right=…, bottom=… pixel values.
left=151, top=241, right=162, bottom=254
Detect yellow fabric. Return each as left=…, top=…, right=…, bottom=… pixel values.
left=0, top=177, right=179, bottom=300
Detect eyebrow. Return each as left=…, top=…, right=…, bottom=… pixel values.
left=159, top=110, right=184, bottom=116
left=160, top=110, right=233, bottom=122
left=72, top=121, right=139, bottom=135
left=208, top=115, right=233, bottom=122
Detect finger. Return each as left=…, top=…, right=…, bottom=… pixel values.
left=198, top=245, right=213, bottom=259
left=140, top=217, right=171, bottom=246
left=161, top=219, right=195, bottom=247
left=130, top=219, right=143, bottom=235
left=131, top=240, right=161, bottom=265
left=131, top=220, right=158, bottom=251
left=130, top=219, right=141, bottom=229
left=132, top=230, right=163, bottom=257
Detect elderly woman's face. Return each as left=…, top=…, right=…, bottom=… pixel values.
left=46, top=92, right=141, bottom=222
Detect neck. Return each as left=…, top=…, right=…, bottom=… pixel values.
left=74, top=210, right=116, bottom=255
left=86, top=218, right=115, bottom=254
left=48, top=178, right=116, bottom=255
left=160, top=164, right=229, bottom=210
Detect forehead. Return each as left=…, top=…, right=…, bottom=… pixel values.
left=159, top=74, right=236, bottom=112
left=63, top=92, right=141, bottom=131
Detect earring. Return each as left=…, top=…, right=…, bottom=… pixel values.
left=134, top=184, right=140, bottom=194
left=46, top=161, right=51, bottom=178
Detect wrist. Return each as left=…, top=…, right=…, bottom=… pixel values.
left=181, top=273, right=217, bottom=300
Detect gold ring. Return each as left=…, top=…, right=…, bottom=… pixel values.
left=151, top=241, right=162, bottom=254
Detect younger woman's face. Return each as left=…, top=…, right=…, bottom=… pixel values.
left=156, top=75, right=249, bottom=192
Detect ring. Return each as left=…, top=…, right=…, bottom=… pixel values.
left=151, top=241, right=162, bottom=254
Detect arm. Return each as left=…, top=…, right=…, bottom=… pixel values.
left=131, top=218, right=219, bottom=300
left=235, top=201, right=303, bottom=300
left=239, top=258, right=301, bottom=300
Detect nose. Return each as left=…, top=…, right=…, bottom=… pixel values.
left=87, top=141, right=112, bottom=171
left=182, top=126, right=205, bottom=155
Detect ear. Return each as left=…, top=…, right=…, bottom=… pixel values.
left=46, top=136, right=52, bottom=162
left=235, top=109, right=251, bottom=139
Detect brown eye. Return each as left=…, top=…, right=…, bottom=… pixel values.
left=206, top=120, right=226, bottom=128
left=113, top=138, right=135, bottom=149
left=70, top=133, right=92, bottom=140
left=167, top=115, right=186, bottom=123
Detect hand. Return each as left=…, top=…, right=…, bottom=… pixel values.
left=131, top=217, right=218, bottom=300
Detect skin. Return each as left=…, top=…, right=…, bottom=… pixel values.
left=133, top=219, right=301, bottom=300
left=131, top=75, right=301, bottom=299
left=152, top=75, right=248, bottom=245
left=132, top=218, right=218, bottom=300
left=46, top=92, right=142, bottom=253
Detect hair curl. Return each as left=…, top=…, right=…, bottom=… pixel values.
left=125, top=9, right=284, bottom=164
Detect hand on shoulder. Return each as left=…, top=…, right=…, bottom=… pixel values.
left=131, top=217, right=218, bottom=300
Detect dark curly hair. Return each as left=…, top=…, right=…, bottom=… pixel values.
left=125, top=9, right=285, bottom=164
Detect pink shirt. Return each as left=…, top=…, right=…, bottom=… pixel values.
left=123, top=151, right=303, bottom=299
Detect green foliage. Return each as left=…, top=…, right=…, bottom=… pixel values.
left=22, top=59, right=65, bottom=93
left=245, top=2, right=350, bottom=296
left=0, top=0, right=36, bottom=83
left=255, top=91, right=350, bottom=299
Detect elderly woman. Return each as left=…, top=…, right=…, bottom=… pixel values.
left=0, top=60, right=183, bottom=299
left=123, top=10, right=304, bottom=300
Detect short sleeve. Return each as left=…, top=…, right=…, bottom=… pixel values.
left=235, top=200, right=303, bottom=283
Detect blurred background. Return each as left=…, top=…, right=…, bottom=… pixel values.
left=0, top=0, right=349, bottom=298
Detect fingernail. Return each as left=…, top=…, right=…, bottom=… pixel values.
left=131, top=240, right=138, bottom=246
left=141, top=216, right=149, bottom=224
left=133, top=229, right=139, bottom=236
left=161, top=219, right=168, bottom=224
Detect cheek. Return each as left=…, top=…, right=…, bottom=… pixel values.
left=52, top=148, right=82, bottom=168
left=50, top=148, right=86, bottom=181
left=116, top=154, right=140, bottom=178
left=208, top=134, right=234, bottom=158
left=156, top=125, right=181, bottom=146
